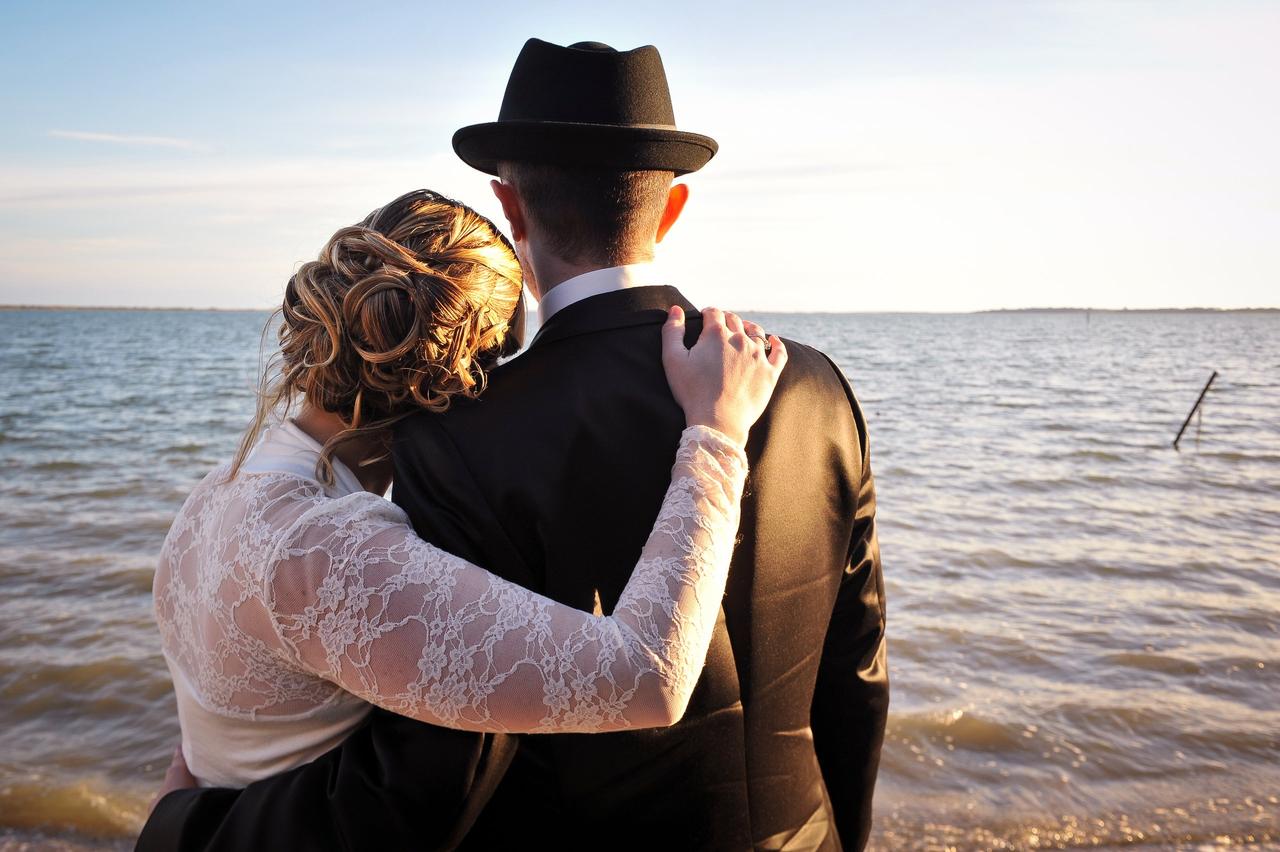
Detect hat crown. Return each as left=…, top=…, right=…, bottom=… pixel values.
left=496, top=38, right=677, bottom=128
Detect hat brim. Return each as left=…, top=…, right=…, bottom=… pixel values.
left=452, top=121, right=718, bottom=177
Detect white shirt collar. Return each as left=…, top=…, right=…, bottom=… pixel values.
left=239, top=419, right=365, bottom=497
left=536, top=260, right=664, bottom=325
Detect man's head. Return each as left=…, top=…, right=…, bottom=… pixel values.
left=452, top=38, right=714, bottom=292
left=489, top=162, right=689, bottom=287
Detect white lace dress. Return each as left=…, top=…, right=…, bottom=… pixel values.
left=153, top=419, right=748, bottom=788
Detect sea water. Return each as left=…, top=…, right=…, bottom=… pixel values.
left=1, top=308, right=1276, bottom=850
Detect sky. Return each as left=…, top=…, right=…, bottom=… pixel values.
left=0, top=0, right=1277, bottom=312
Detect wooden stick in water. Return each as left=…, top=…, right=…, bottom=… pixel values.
left=1173, top=370, right=1218, bottom=450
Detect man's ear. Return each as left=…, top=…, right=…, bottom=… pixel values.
left=655, top=183, right=689, bottom=244
left=490, top=178, right=527, bottom=243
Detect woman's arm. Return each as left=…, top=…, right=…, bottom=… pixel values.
left=262, top=306, right=784, bottom=734
left=263, top=424, right=746, bottom=733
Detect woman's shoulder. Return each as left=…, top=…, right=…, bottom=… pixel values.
left=164, top=465, right=337, bottom=549
left=181, top=458, right=408, bottom=530
left=208, top=464, right=331, bottom=503
left=274, top=488, right=412, bottom=548
left=184, top=461, right=317, bottom=497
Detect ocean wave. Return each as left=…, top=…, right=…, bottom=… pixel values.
left=0, top=655, right=170, bottom=715
left=161, top=443, right=205, bottom=455
left=27, top=460, right=88, bottom=472
left=887, top=708, right=1026, bottom=752
left=0, top=774, right=145, bottom=841
left=4, top=309, right=1279, bottom=847
left=874, top=788, right=1279, bottom=851
left=1098, top=651, right=1204, bottom=675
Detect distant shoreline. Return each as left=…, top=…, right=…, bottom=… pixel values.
left=0, top=304, right=269, bottom=313
left=975, top=306, right=1279, bottom=314
left=2, top=304, right=1276, bottom=315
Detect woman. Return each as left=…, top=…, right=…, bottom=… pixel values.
left=152, top=189, right=786, bottom=789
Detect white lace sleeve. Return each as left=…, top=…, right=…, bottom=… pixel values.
left=262, top=424, right=748, bottom=734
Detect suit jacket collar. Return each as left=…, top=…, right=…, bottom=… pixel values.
left=528, top=285, right=697, bottom=349
left=536, top=262, right=667, bottom=325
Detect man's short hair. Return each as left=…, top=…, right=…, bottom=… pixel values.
left=497, top=162, right=674, bottom=267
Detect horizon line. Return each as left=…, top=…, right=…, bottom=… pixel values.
left=2, top=304, right=1278, bottom=315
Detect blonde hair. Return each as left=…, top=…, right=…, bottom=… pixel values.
left=230, top=189, right=523, bottom=485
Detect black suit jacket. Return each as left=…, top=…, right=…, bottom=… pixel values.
left=138, top=285, right=887, bottom=852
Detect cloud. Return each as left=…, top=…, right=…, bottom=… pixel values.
left=0, top=152, right=484, bottom=212
left=704, top=162, right=895, bottom=183
left=47, top=130, right=205, bottom=151
left=0, top=236, right=157, bottom=256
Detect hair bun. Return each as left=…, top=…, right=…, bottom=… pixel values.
left=232, top=190, right=523, bottom=486
left=344, top=272, right=423, bottom=362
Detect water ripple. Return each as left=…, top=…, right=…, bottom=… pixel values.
left=1, top=308, right=1278, bottom=847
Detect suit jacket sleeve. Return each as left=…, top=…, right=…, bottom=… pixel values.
left=136, top=419, right=519, bottom=852
left=809, top=354, right=889, bottom=852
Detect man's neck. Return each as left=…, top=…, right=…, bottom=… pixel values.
left=528, top=247, right=654, bottom=302
left=532, top=257, right=669, bottom=327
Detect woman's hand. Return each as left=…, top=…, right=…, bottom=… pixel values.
left=661, top=305, right=788, bottom=445
left=148, top=744, right=198, bottom=815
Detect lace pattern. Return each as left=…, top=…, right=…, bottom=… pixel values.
left=153, top=425, right=747, bottom=747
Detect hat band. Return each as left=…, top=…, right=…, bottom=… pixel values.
left=498, top=119, right=679, bottom=131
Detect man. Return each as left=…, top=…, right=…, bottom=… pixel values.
left=139, top=38, right=887, bottom=852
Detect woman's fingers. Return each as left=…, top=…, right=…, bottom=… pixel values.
left=661, top=305, right=688, bottom=365
left=662, top=304, right=787, bottom=445
left=695, top=305, right=776, bottom=363
left=766, top=335, right=787, bottom=369
left=722, top=311, right=754, bottom=355
left=165, top=744, right=196, bottom=786
left=149, top=744, right=198, bottom=815
left=700, top=307, right=726, bottom=343
left=741, top=319, right=772, bottom=358
left=724, top=311, right=746, bottom=336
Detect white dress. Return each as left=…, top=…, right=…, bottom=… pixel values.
left=152, top=419, right=748, bottom=788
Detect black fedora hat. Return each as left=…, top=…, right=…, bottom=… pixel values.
left=453, top=38, right=718, bottom=177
